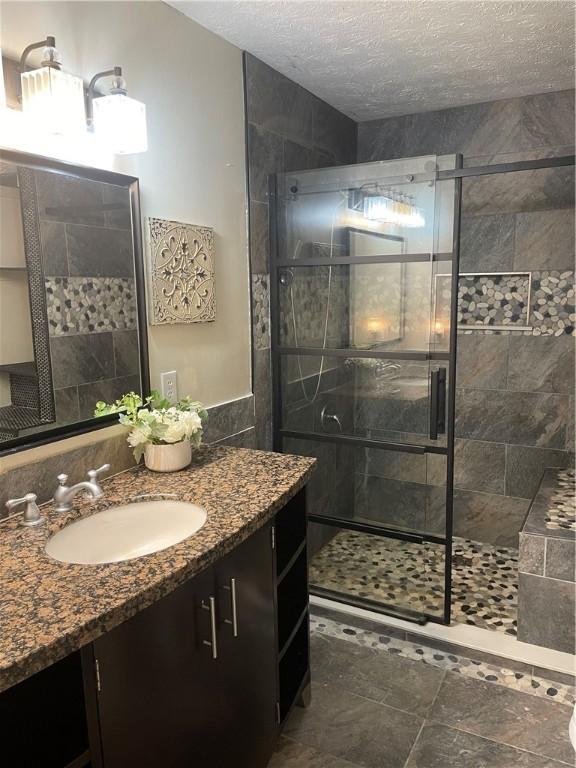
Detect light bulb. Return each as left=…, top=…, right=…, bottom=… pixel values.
left=92, top=93, right=147, bottom=154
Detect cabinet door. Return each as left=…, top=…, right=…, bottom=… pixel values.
left=215, top=523, right=278, bottom=768
left=90, top=565, right=225, bottom=768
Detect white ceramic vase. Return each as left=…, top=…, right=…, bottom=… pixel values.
left=144, top=441, right=192, bottom=472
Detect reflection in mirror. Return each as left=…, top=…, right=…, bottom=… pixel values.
left=0, top=158, right=146, bottom=447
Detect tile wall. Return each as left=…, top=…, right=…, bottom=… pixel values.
left=244, top=52, right=357, bottom=451
left=357, top=90, right=575, bottom=546
left=35, top=170, right=141, bottom=426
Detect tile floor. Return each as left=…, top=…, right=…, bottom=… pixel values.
left=268, top=626, right=575, bottom=768
left=309, top=531, right=518, bottom=635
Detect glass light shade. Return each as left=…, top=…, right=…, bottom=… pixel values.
left=363, top=194, right=425, bottom=228
left=92, top=93, right=147, bottom=154
left=21, top=66, right=86, bottom=135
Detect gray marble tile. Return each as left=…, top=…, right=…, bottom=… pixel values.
left=360, top=447, right=427, bottom=485
left=66, top=224, right=134, bottom=278
left=453, top=489, right=527, bottom=546
left=244, top=53, right=314, bottom=145
left=211, top=427, right=257, bottom=449
left=520, top=90, right=575, bottom=150
left=284, top=140, right=315, bottom=173
left=514, top=208, right=575, bottom=271
left=78, top=374, right=140, bottom=419
left=113, top=330, right=140, bottom=378
left=0, top=430, right=135, bottom=512
left=249, top=200, right=269, bottom=274
left=268, top=737, right=359, bottom=768
left=310, top=633, right=445, bottom=717
left=101, top=184, right=131, bottom=231
left=455, top=333, right=509, bottom=389
left=455, top=388, right=570, bottom=449
left=202, top=395, right=255, bottom=444
left=505, top=445, right=574, bottom=499
left=567, top=397, right=575, bottom=453
left=50, top=332, right=115, bottom=389
left=462, top=163, right=574, bottom=216
left=312, top=97, right=357, bottom=164
left=518, top=533, right=545, bottom=576
left=253, top=346, right=273, bottom=450
left=507, top=336, right=575, bottom=395
left=545, top=538, right=576, bottom=582
left=39, top=220, right=68, bottom=276
left=35, top=170, right=105, bottom=226
left=247, top=122, right=284, bottom=204
left=429, top=671, right=574, bottom=764
left=284, top=682, right=422, bottom=768
left=356, top=116, right=407, bottom=162
left=518, top=573, right=575, bottom=655
left=459, top=213, right=515, bottom=272
left=354, top=474, right=428, bottom=531
left=454, top=439, right=505, bottom=494
left=406, top=722, right=569, bottom=768
left=54, top=386, right=79, bottom=425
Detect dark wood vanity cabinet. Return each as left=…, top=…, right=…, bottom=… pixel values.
left=2, top=487, right=310, bottom=768
left=87, top=522, right=278, bottom=768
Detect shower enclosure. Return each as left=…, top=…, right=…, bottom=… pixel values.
left=269, top=155, right=461, bottom=625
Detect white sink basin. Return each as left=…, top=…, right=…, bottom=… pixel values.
left=45, top=500, right=207, bottom=565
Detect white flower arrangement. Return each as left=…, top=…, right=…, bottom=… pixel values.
left=95, top=391, right=208, bottom=461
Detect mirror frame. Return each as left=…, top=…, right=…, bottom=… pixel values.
left=0, top=148, right=150, bottom=456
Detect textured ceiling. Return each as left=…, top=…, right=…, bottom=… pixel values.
left=169, top=0, right=575, bottom=121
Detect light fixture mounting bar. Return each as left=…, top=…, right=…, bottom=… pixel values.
left=19, top=36, right=57, bottom=72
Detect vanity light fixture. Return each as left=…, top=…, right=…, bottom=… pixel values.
left=363, top=191, right=425, bottom=228
left=19, top=36, right=87, bottom=135
left=87, top=66, right=147, bottom=154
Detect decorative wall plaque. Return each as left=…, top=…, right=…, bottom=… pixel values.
left=148, top=217, right=215, bottom=325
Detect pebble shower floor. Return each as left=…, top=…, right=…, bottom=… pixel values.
left=309, top=531, right=518, bottom=635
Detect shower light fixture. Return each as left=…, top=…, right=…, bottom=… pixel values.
left=88, top=66, right=148, bottom=154
left=19, top=37, right=86, bottom=135
left=363, top=191, right=425, bottom=228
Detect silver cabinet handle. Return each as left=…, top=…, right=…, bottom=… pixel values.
left=201, top=596, right=218, bottom=659
left=223, top=578, right=239, bottom=637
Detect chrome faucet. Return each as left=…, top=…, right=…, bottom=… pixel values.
left=5, top=493, right=44, bottom=527
left=53, top=464, right=110, bottom=513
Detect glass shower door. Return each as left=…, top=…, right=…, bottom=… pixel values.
left=270, top=155, right=459, bottom=624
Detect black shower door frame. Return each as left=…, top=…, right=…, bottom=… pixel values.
left=268, top=152, right=575, bottom=627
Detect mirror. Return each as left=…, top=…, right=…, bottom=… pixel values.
left=0, top=150, right=149, bottom=452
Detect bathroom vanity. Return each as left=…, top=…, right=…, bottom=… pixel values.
left=0, top=447, right=315, bottom=768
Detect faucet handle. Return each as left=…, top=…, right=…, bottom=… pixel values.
left=57, top=473, right=68, bottom=486
left=5, top=492, right=44, bottom=527
left=87, top=464, right=111, bottom=483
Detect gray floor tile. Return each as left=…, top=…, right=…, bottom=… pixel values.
left=283, top=682, right=423, bottom=768
left=429, top=672, right=574, bottom=764
left=311, top=633, right=445, bottom=717
left=406, top=722, right=571, bottom=767
left=268, top=737, right=360, bottom=767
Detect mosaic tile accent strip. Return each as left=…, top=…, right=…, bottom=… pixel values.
left=545, top=467, right=576, bottom=531
left=309, top=531, right=518, bottom=635
left=148, top=217, right=215, bottom=325
left=252, top=274, right=270, bottom=350
left=458, top=273, right=530, bottom=329
left=46, top=277, right=137, bottom=336
left=310, top=614, right=576, bottom=707
left=530, top=270, right=575, bottom=336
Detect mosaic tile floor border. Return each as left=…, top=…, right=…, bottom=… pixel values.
left=309, top=531, right=518, bottom=636
left=310, top=615, right=576, bottom=708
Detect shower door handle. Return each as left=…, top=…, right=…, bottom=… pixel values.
left=429, top=367, right=447, bottom=440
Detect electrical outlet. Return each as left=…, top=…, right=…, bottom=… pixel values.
left=160, top=370, right=178, bottom=403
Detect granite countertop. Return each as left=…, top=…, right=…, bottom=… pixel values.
left=522, top=467, right=576, bottom=540
left=0, top=446, right=315, bottom=693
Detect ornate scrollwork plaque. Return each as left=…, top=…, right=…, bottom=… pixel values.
left=148, top=217, right=215, bottom=325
